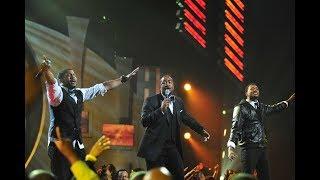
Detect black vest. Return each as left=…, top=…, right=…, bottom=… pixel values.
left=48, top=88, right=83, bottom=143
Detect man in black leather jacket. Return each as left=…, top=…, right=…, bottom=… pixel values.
left=227, top=83, right=295, bottom=180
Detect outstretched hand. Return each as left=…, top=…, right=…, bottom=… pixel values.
left=40, top=55, right=52, bottom=71
left=88, top=135, right=111, bottom=158
left=126, top=67, right=140, bottom=79
left=287, top=93, right=295, bottom=105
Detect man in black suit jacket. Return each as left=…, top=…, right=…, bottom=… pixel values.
left=137, top=75, right=210, bottom=180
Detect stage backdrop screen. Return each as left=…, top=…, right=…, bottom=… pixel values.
left=102, top=124, right=134, bottom=147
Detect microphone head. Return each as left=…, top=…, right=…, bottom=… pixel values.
left=164, top=89, right=171, bottom=97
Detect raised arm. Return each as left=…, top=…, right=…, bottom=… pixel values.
left=102, top=67, right=139, bottom=90
left=39, top=58, right=63, bottom=107
left=85, top=135, right=111, bottom=172
left=262, top=93, right=295, bottom=116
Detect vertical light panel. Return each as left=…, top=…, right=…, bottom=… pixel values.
left=176, top=0, right=207, bottom=49
left=223, top=0, right=245, bottom=82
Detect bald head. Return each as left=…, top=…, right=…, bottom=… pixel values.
left=143, top=167, right=172, bottom=180
left=160, top=75, right=174, bottom=96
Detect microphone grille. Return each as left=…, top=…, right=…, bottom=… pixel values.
left=165, top=89, right=171, bottom=96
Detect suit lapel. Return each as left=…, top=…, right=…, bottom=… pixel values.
left=157, top=94, right=170, bottom=125
left=173, top=99, right=181, bottom=126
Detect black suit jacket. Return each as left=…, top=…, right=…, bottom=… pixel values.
left=137, top=93, right=205, bottom=161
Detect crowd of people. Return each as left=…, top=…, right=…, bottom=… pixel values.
left=26, top=134, right=256, bottom=180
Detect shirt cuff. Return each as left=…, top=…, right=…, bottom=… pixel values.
left=282, top=101, right=289, bottom=108
left=97, top=83, right=107, bottom=96
left=227, top=141, right=236, bottom=148
left=70, top=160, right=99, bottom=180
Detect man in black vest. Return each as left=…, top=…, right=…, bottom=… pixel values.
left=40, top=60, right=139, bottom=180
left=137, top=75, right=210, bottom=180
left=227, top=83, right=295, bottom=180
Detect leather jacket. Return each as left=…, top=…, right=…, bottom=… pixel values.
left=229, top=99, right=288, bottom=148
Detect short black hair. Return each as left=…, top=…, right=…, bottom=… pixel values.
left=244, top=83, right=258, bottom=94
left=58, top=68, right=73, bottom=80
left=160, top=74, right=173, bottom=82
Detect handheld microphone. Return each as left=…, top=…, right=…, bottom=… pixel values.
left=34, top=55, right=51, bottom=79
left=164, top=89, right=175, bottom=101
left=164, top=89, right=171, bottom=98
left=34, top=68, right=44, bottom=79
left=164, top=89, right=173, bottom=113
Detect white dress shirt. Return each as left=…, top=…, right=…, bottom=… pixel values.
left=46, top=78, right=107, bottom=107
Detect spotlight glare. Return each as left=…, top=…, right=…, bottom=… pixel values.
left=184, top=132, right=191, bottom=139
left=222, top=110, right=226, bottom=115
left=184, top=83, right=192, bottom=91
left=224, top=129, right=227, bottom=136
left=103, top=16, right=106, bottom=20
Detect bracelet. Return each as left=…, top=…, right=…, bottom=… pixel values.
left=121, top=75, right=128, bottom=83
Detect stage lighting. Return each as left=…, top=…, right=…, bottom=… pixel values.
left=184, top=83, right=191, bottom=91
left=223, top=129, right=227, bottom=136
left=103, top=16, right=106, bottom=20
left=222, top=110, right=226, bottom=115
left=222, top=151, right=225, bottom=158
left=184, top=132, right=191, bottom=139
